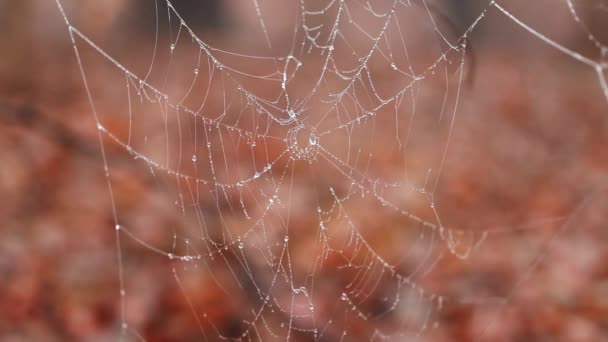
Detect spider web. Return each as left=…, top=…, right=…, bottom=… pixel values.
left=53, top=0, right=608, bottom=340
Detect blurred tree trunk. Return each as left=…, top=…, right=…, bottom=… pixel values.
left=441, top=0, right=483, bottom=35
left=127, top=0, right=227, bottom=37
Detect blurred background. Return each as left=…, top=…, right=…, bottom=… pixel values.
left=1, top=0, right=608, bottom=341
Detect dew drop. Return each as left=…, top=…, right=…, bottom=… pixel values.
left=309, top=133, right=318, bottom=146
left=191, top=154, right=197, bottom=162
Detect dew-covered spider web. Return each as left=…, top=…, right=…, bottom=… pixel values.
left=53, top=0, right=608, bottom=340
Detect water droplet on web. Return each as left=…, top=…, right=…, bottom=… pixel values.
left=341, top=293, right=347, bottom=301
left=194, top=68, right=199, bottom=75
left=191, top=154, right=197, bottom=162
left=170, top=44, right=175, bottom=52
left=168, top=253, right=174, bottom=260
left=390, top=63, right=397, bottom=70
left=309, top=133, right=318, bottom=145
left=284, top=235, right=289, bottom=242
left=254, top=172, right=260, bottom=179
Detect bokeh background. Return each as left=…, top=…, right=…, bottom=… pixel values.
left=1, top=0, right=608, bottom=341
